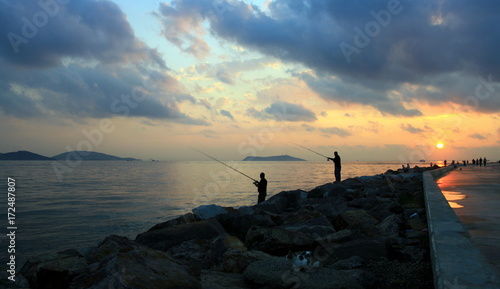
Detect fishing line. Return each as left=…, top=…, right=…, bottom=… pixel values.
left=191, top=147, right=258, bottom=182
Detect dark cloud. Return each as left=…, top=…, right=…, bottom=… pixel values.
left=401, top=124, right=425, bottom=134
left=0, top=0, right=165, bottom=68
left=0, top=62, right=207, bottom=124
left=220, top=109, right=234, bottom=120
left=158, top=0, right=500, bottom=114
left=0, top=0, right=208, bottom=125
left=247, top=101, right=316, bottom=122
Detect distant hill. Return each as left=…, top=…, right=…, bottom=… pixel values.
left=242, top=155, right=306, bottom=161
left=0, top=150, right=54, bottom=161
left=52, top=151, right=141, bottom=161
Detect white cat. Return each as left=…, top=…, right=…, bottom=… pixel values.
left=285, top=251, right=320, bottom=272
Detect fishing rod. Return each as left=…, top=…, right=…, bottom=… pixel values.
left=191, top=147, right=258, bottom=182
left=289, top=142, right=331, bottom=160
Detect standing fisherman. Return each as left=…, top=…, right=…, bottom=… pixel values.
left=253, top=172, right=267, bottom=203
left=327, top=151, right=341, bottom=183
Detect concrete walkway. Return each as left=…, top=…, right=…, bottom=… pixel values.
left=437, top=163, right=500, bottom=276
left=423, top=164, right=500, bottom=289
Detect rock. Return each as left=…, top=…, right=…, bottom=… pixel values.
left=135, top=219, right=226, bottom=251
left=146, top=212, right=197, bottom=231
left=333, top=255, right=365, bottom=270
left=307, top=188, right=323, bottom=198
left=192, top=204, right=228, bottom=220
left=377, top=214, right=403, bottom=239
left=71, top=237, right=201, bottom=289
left=20, top=248, right=87, bottom=289
left=217, top=211, right=275, bottom=241
left=281, top=206, right=323, bottom=224
left=299, top=197, right=349, bottom=224
left=407, top=218, right=427, bottom=231
left=320, top=237, right=391, bottom=266
left=210, top=234, right=247, bottom=267
left=334, top=209, right=380, bottom=235
left=243, top=257, right=364, bottom=289
left=282, top=217, right=336, bottom=239
left=254, top=190, right=302, bottom=214
left=244, top=226, right=315, bottom=256
left=201, top=271, right=250, bottom=289
left=85, top=235, right=137, bottom=263
left=166, top=239, right=213, bottom=275
left=281, top=208, right=336, bottom=239
left=220, top=250, right=272, bottom=273
left=327, top=183, right=348, bottom=198
left=0, top=274, right=30, bottom=289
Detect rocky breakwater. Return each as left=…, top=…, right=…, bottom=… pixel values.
left=14, top=166, right=436, bottom=289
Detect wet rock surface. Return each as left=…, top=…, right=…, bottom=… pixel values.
left=18, top=166, right=436, bottom=289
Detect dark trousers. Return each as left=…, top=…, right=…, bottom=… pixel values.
left=258, top=192, right=266, bottom=203
left=334, top=167, right=341, bottom=182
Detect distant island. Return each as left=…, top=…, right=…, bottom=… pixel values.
left=242, top=155, right=306, bottom=161
left=0, top=150, right=55, bottom=161
left=52, top=151, right=141, bottom=161
left=0, top=150, right=141, bottom=161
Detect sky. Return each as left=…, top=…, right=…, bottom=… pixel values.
left=0, top=0, right=499, bottom=162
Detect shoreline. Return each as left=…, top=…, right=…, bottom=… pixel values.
left=10, top=165, right=440, bottom=289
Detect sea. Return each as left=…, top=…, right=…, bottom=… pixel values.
left=0, top=160, right=432, bottom=265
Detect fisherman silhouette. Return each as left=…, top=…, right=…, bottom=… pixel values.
left=327, top=151, right=342, bottom=183
left=253, top=172, right=267, bottom=204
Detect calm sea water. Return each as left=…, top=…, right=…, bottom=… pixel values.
left=0, top=160, right=427, bottom=264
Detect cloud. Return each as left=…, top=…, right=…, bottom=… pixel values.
left=220, top=109, right=234, bottom=120
left=468, top=133, right=486, bottom=140
left=249, top=101, right=317, bottom=122
left=158, top=0, right=500, bottom=114
left=201, top=129, right=219, bottom=138
left=0, top=0, right=165, bottom=68
left=401, top=124, right=425, bottom=134
left=0, top=1, right=208, bottom=125
left=319, top=127, right=351, bottom=137
left=0, top=63, right=207, bottom=125
left=216, top=70, right=235, bottom=85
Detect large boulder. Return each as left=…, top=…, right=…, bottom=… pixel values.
left=280, top=208, right=336, bottom=239
left=220, top=250, right=272, bottom=274
left=253, top=190, right=303, bottom=214
left=377, top=214, right=403, bottom=239
left=20, top=249, right=87, bottom=289
left=166, top=239, right=213, bottom=275
left=217, top=211, right=275, bottom=241
left=201, top=271, right=250, bottom=289
left=243, top=257, right=365, bottom=289
left=71, top=236, right=201, bottom=289
left=192, top=204, right=228, bottom=220
left=319, top=237, right=391, bottom=266
left=334, top=209, right=380, bottom=235
left=244, top=226, right=315, bottom=255
left=135, top=219, right=226, bottom=251
left=145, top=213, right=197, bottom=232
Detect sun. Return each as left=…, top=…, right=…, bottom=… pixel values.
left=436, top=143, right=444, bottom=149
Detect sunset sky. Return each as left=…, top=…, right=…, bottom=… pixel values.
left=1, top=0, right=499, bottom=162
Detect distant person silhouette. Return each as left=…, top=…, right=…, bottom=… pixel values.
left=444, top=160, right=447, bottom=167
left=483, top=157, right=487, bottom=166
left=254, top=172, right=267, bottom=204
left=479, top=158, right=483, bottom=166
left=327, top=151, right=342, bottom=183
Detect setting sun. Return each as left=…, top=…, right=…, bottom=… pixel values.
left=436, top=143, right=444, bottom=149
